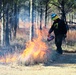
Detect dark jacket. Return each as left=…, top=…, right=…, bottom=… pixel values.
left=49, top=18, right=67, bottom=36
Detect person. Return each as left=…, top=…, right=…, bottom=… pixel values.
left=47, top=13, right=67, bottom=54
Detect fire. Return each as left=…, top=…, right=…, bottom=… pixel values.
left=20, top=29, right=50, bottom=64
left=0, top=53, right=17, bottom=63
left=0, top=28, right=51, bottom=65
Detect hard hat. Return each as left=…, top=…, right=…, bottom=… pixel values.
left=51, top=13, right=59, bottom=21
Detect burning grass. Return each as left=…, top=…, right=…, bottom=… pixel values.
left=0, top=26, right=76, bottom=66
left=0, top=29, right=51, bottom=65
left=18, top=29, right=51, bottom=66
left=0, top=53, right=18, bottom=64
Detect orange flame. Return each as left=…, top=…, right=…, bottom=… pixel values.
left=0, top=53, right=17, bottom=63
left=0, top=28, right=50, bottom=64
left=21, top=29, right=50, bottom=63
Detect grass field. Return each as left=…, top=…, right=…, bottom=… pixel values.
left=0, top=25, right=76, bottom=75
left=0, top=53, right=76, bottom=75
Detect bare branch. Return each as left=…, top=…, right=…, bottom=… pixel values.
left=65, top=2, right=74, bottom=13
left=50, top=2, right=61, bottom=9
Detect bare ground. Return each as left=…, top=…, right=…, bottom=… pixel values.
left=0, top=52, right=76, bottom=75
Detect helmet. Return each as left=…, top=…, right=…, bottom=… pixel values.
left=51, top=13, right=59, bottom=21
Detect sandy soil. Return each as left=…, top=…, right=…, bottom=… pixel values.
left=0, top=53, right=76, bottom=75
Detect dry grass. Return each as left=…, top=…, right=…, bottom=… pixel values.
left=67, top=30, right=76, bottom=42
left=0, top=64, right=76, bottom=75
left=0, top=22, right=76, bottom=75
left=0, top=53, right=76, bottom=75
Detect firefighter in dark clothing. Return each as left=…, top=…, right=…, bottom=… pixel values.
left=48, top=13, right=67, bottom=54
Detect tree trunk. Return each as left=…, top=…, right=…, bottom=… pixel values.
left=0, top=0, right=2, bottom=18
left=31, top=0, right=35, bottom=40
left=29, top=0, right=35, bottom=41
left=61, top=0, right=66, bottom=23
left=1, top=0, right=5, bottom=46
left=5, top=4, right=10, bottom=46
left=13, top=2, right=18, bottom=39
left=40, top=4, right=42, bottom=30
left=45, top=2, right=48, bottom=28
left=29, top=0, right=32, bottom=41
left=1, top=12, right=4, bottom=46
left=9, top=0, right=14, bottom=40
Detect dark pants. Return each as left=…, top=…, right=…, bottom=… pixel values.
left=55, top=35, right=64, bottom=54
